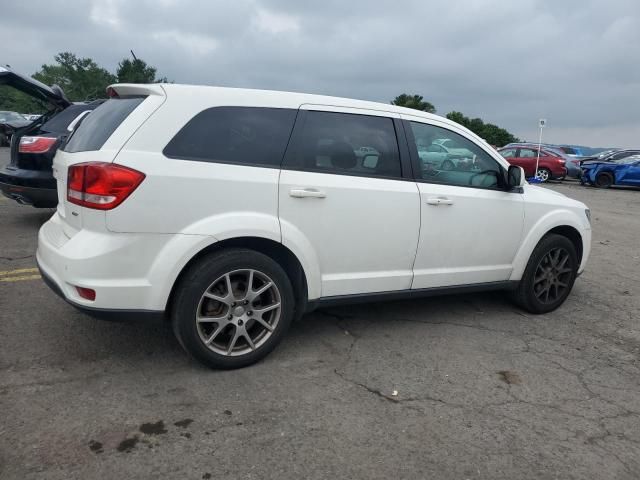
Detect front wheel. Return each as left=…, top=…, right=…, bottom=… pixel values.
left=595, top=172, right=613, bottom=188
left=512, top=234, right=578, bottom=314
left=171, top=249, right=295, bottom=369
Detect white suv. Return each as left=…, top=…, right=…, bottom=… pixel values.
left=37, top=84, right=592, bottom=368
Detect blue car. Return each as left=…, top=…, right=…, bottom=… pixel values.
left=581, top=155, right=640, bottom=188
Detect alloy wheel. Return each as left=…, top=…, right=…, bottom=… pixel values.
left=536, top=168, right=550, bottom=182
left=533, top=247, right=573, bottom=304
left=195, top=269, right=281, bottom=356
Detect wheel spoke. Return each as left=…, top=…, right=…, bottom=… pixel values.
left=246, top=270, right=254, bottom=297
left=225, top=274, right=234, bottom=300
left=197, top=313, right=227, bottom=323
left=253, top=302, right=281, bottom=315
left=243, top=331, right=256, bottom=350
left=227, top=327, right=241, bottom=354
left=205, top=323, right=227, bottom=345
left=253, top=316, right=275, bottom=332
left=203, top=291, right=232, bottom=305
left=248, top=281, right=273, bottom=301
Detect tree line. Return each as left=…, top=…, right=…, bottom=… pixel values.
left=0, top=52, right=166, bottom=113
left=391, top=94, right=518, bottom=147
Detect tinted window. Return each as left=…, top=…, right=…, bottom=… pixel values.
left=284, top=111, right=401, bottom=178
left=64, top=97, right=145, bottom=153
left=409, top=121, right=504, bottom=189
left=164, top=107, right=297, bottom=167
left=40, top=104, right=96, bottom=134
left=499, top=148, right=517, bottom=158
left=518, top=149, right=538, bottom=158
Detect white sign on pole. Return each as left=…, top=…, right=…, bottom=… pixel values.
left=539, top=119, right=547, bottom=128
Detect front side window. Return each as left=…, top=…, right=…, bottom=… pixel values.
left=283, top=111, right=401, bottom=178
left=499, top=148, right=517, bottom=158
left=409, top=121, right=504, bottom=189
left=164, top=107, right=297, bottom=167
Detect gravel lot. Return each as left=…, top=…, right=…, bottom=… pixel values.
left=1, top=146, right=639, bottom=479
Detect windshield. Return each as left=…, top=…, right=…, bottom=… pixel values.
left=0, top=111, right=26, bottom=122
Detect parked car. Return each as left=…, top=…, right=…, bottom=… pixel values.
left=37, top=83, right=591, bottom=369
left=0, top=110, right=30, bottom=146
left=581, top=154, right=640, bottom=188
left=497, top=145, right=567, bottom=181
left=23, top=114, right=43, bottom=122
left=417, top=141, right=473, bottom=170
left=0, top=67, right=102, bottom=207
left=543, top=146, right=582, bottom=179
left=580, top=149, right=640, bottom=165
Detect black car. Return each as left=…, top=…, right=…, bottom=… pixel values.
left=0, top=67, right=103, bottom=207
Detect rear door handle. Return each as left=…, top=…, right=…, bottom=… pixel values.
left=426, top=197, right=454, bottom=206
left=289, top=188, right=327, bottom=199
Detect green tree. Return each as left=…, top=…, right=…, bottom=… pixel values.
left=445, top=111, right=518, bottom=147
left=33, top=52, right=116, bottom=102
left=117, top=58, right=164, bottom=83
left=391, top=94, right=436, bottom=113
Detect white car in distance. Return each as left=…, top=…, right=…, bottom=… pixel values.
left=37, top=84, right=592, bottom=369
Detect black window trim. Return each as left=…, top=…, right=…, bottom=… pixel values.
left=280, top=109, right=413, bottom=182
left=403, top=119, right=515, bottom=193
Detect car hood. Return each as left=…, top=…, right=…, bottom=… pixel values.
left=581, top=160, right=613, bottom=168
left=0, top=66, right=71, bottom=108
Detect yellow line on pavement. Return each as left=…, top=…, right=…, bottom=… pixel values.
left=0, top=267, right=39, bottom=277
left=0, top=274, right=41, bottom=282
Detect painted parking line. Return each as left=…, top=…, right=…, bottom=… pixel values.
left=0, top=267, right=41, bottom=282
left=0, top=274, right=41, bottom=282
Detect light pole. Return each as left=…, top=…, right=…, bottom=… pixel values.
left=535, top=118, right=546, bottom=179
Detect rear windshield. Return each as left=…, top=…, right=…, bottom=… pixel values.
left=64, top=96, right=145, bottom=152
left=40, top=104, right=96, bottom=134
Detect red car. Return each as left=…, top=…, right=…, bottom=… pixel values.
left=498, top=145, right=567, bottom=182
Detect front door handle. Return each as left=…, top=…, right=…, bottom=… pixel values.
left=289, top=188, right=327, bottom=199
left=426, top=197, right=454, bottom=206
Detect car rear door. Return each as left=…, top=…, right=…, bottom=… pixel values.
left=278, top=105, right=420, bottom=298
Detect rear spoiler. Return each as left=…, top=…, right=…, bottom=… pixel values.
left=106, top=83, right=166, bottom=98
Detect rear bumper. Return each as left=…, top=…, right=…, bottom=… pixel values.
left=0, top=167, right=57, bottom=207
left=37, top=260, right=164, bottom=322
left=37, top=212, right=215, bottom=313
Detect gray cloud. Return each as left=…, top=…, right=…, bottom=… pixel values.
left=3, top=0, right=639, bottom=147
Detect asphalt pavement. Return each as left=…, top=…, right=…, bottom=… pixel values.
left=1, top=147, right=640, bottom=479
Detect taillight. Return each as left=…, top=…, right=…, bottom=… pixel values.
left=67, top=162, right=145, bottom=210
left=19, top=136, right=57, bottom=153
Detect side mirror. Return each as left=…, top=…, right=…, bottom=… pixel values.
left=507, top=165, right=526, bottom=189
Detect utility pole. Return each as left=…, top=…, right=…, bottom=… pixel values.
left=536, top=118, right=546, bottom=179
left=130, top=50, right=138, bottom=61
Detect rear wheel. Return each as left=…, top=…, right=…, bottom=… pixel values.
left=536, top=168, right=551, bottom=182
left=595, top=172, right=613, bottom=188
left=512, top=234, right=578, bottom=314
left=171, top=249, right=295, bottom=369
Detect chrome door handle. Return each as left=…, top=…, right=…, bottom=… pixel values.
left=426, top=197, right=454, bottom=206
left=289, top=188, right=327, bottom=199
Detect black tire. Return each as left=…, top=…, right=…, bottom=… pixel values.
left=512, top=234, right=578, bottom=314
left=595, top=172, right=613, bottom=188
left=171, top=248, right=295, bottom=369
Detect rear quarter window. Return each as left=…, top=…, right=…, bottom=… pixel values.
left=63, top=97, right=145, bottom=153
left=163, top=107, right=297, bottom=167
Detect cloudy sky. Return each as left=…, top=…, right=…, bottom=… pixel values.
left=3, top=0, right=639, bottom=147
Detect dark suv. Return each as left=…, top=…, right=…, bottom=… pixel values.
left=0, top=67, right=103, bottom=207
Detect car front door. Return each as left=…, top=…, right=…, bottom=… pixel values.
left=403, top=116, right=525, bottom=289
left=278, top=106, right=420, bottom=298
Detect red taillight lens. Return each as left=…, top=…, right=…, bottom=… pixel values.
left=67, top=162, right=145, bottom=210
left=19, top=136, right=57, bottom=153
left=76, top=286, right=96, bottom=301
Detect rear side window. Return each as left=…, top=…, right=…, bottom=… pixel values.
left=163, top=107, right=297, bottom=167
left=40, top=104, right=95, bottom=134
left=283, top=111, right=402, bottom=178
left=64, top=97, right=145, bottom=153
